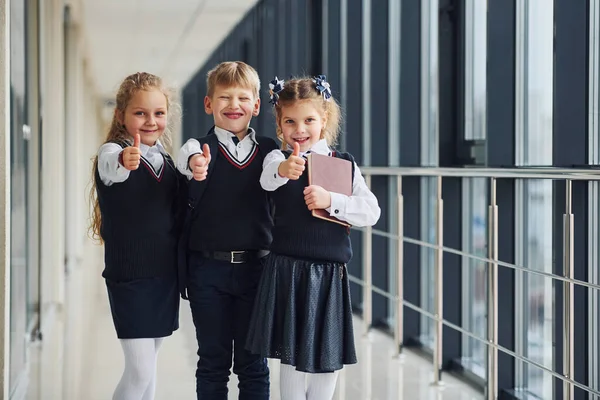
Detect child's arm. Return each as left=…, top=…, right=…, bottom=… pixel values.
left=329, top=163, right=380, bottom=227
left=305, top=163, right=380, bottom=227
left=176, top=138, right=210, bottom=181
left=260, top=144, right=306, bottom=191
left=97, top=139, right=141, bottom=186
left=260, top=149, right=289, bottom=191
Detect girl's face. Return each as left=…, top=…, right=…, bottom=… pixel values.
left=120, top=88, right=168, bottom=146
left=278, top=100, right=326, bottom=152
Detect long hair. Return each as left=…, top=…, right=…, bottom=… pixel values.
left=273, top=77, right=342, bottom=147
left=88, top=72, right=177, bottom=243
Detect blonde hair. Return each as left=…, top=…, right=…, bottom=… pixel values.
left=206, top=61, right=261, bottom=99
left=273, top=77, right=342, bottom=147
left=88, top=72, right=178, bottom=243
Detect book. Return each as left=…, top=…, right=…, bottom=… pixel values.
left=307, top=152, right=353, bottom=226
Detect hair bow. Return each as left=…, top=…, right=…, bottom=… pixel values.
left=313, top=75, right=332, bottom=101
left=269, top=77, right=285, bottom=105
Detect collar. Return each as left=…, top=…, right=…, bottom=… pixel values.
left=214, top=126, right=259, bottom=145
left=139, top=139, right=167, bottom=157
left=286, top=139, right=331, bottom=156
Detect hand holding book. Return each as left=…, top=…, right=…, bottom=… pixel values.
left=303, top=185, right=331, bottom=210
left=306, top=153, right=352, bottom=226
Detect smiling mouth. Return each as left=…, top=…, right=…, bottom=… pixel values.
left=293, top=138, right=309, bottom=144
left=224, top=112, right=244, bottom=119
left=141, top=129, right=157, bottom=133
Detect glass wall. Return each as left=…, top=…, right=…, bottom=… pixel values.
left=515, top=0, right=554, bottom=397
left=9, top=0, right=39, bottom=395
left=419, top=0, right=439, bottom=350
left=9, top=0, right=30, bottom=394
left=184, top=0, right=600, bottom=396
left=460, top=0, right=488, bottom=379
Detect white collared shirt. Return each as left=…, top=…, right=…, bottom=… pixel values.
left=260, top=139, right=381, bottom=227
left=97, top=140, right=167, bottom=186
left=176, top=127, right=259, bottom=180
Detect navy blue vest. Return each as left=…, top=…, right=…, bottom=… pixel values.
left=187, top=137, right=276, bottom=252
left=269, top=151, right=355, bottom=263
left=95, top=144, right=182, bottom=281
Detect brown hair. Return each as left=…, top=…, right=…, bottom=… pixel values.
left=273, top=77, right=342, bottom=147
left=88, top=72, right=177, bottom=243
left=206, top=61, right=261, bottom=99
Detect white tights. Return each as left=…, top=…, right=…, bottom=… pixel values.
left=112, top=338, right=164, bottom=400
left=280, top=364, right=339, bottom=400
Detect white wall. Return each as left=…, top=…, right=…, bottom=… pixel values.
left=20, top=0, right=106, bottom=398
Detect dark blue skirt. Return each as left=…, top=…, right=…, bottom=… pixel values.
left=246, top=253, right=357, bottom=373
left=106, top=274, right=179, bottom=339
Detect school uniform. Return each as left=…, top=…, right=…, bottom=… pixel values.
left=245, top=139, right=381, bottom=373
left=177, top=126, right=277, bottom=400
left=96, top=140, right=182, bottom=339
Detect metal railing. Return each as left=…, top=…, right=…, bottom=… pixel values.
left=354, top=166, right=600, bottom=400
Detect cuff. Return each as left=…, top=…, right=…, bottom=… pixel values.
left=271, top=162, right=289, bottom=183
left=327, top=192, right=346, bottom=217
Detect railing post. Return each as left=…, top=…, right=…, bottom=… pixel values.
left=563, top=180, right=575, bottom=400
left=395, top=175, right=404, bottom=356
left=487, top=178, right=499, bottom=400
left=363, top=174, right=373, bottom=335
left=433, top=175, right=444, bottom=384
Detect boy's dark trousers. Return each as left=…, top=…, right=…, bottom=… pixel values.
left=187, top=251, right=269, bottom=400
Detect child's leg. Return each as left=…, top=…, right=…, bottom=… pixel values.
left=306, top=370, right=339, bottom=400
left=141, top=338, right=164, bottom=400
left=232, top=259, right=270, bottom=398
left=112, top=338, right=157, bottom=400
left=280, top=364, right=307, bottom=400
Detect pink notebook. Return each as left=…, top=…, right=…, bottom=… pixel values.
left=307, top=152, right=352, bottom=226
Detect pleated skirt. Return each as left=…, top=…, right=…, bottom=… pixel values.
left=246, top=253, right=357, bottom=373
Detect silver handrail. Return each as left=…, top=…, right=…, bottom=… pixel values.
left=361, top=166, right=600, bottom=180
left=356, top=166, right=599, bottom=399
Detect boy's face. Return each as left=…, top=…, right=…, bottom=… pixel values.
left=204, top=85, right=260, bottom=136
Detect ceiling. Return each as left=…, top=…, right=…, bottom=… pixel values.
left=81, top=0, right=259, bottom=102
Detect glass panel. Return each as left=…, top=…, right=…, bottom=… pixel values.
left=419, top=0, right=439, bottom=348
left=590, top=0, right=600, bottom=393
left=464, top=0, right=487, bottom=141
left=461, top=0, right=488, bottom=378
left=461, top=178, right=487, bottom=379
left=515, top=0, right=554, bottom=397
left=9, top=0, right=29, bottom=393
left=420, top=177, right=437, bottom=348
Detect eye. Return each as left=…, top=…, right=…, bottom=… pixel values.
left=306, top=118, right=315, bottom=123
left=135, top=111, right=145, bottom=116
left=220, top=96, right=229, bottom=100
left=156, top=111, right=165, bottom=116
left=240, top=97, right=250, bottom=101
left=284, top=119, right=294, bottom=124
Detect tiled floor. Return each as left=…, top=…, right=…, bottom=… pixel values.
left=81, top=269, right=484, bottom=400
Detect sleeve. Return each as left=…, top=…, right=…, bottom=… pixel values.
left=176, top=138, right=202, bottom=180
left=97, top=142, right=130, bottom=186
left=260, top=149, right=289, bottom=191
left=326, top=163, right=381, bottom=227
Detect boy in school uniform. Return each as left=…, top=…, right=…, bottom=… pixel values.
left=176, top=61, right=277, bottom=400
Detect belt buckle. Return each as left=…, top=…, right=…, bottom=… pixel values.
left=230, top=251, right=245, bottom=264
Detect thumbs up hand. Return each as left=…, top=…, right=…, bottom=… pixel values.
left=189, top=143, right=211, bottom=181
left=304, top=185, right=331, bottom=210
left=121, top=134, right=142, bottom=171
left=278, top=142, right=306, bottom=180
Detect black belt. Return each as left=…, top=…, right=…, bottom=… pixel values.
left=200, top=250, right=270, bottom=264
